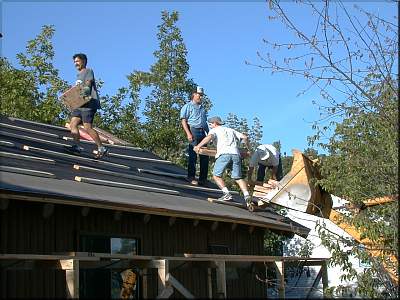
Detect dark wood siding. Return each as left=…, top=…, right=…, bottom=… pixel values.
left=0, top=199, right=267, bottom=298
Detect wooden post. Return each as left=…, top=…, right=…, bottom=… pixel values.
left=166, top=273, right=195, bottom=298
left=60, top=259, right=79, bottom=299
left=321, top=261, right=329, bottom=298
left=207, top=268, right=213, bottom=299
left=215, top=261, right=226, bottom=298
left=142, top=268, right=148, bottom=299
left=274, top=261, right=285, bottom=299
left=143, top=214, right=151, bottom=224
left=157, top=259, right=173, bottom=298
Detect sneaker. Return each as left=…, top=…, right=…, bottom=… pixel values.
left=94, top=146, right=109, bottom=159
left=65, top=144, right=82, bottom=155
left=244, top=195, right=254, bottom=205
left=218, top=193, right=233, bottom=201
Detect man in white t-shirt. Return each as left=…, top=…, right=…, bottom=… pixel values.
left=194, top=116, right=252, bottom=205
left=248, top=144, right=283, bottom=184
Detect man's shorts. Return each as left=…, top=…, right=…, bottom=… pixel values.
left=71, top=108, right=97, bottom=124
left=213, top=154, right=242, bottom=179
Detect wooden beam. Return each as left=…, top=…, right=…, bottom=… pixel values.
left=2, top=192, right=308, bottom=235
left=42, top=203, right=54, bottom=218
left=60, top=259, right=79, bottom=299
left=211, top=221, right=219, bottom=232
left=274, top=261, right=285, bottom=299
left=215, top=261, right=226, bottom=298
left=0, top=199, right=9, bottom=210
left=157, top=259, right=173, bottom=298
left=306, top=265, right=323, bottom=299
left=142, top=268, right=148, bottom=299
left=157, top=286, right=173, bottom=298
left=207, top=268, right=213, bottom=299
left=248, top=226, right=255, bottom=234
left=114, top=211, right=122, bottom=221
left=321, top=261, right=329, bottom=298
left=166, top=273, right=195, bottom=299
left=231, top=223, right=237, bottom=231
left=81, top=207, right=90, bottom=217
left=169, top=217, right=176, bottom=227
left=143, top=214, right=151, bottom=224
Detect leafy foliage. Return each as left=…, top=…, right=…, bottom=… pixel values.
left=1, top=25, right=69, bottom=124
left=256, top=0, right=398, bottom=297
left=126, top=11, right=206, bottom=164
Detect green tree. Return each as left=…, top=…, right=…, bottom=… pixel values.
left=252, top=1, right=398, bottom=296
left=127, top=11, right=207, bottom=163
left=0, top=58, right=38, bottom=120
left=94, top=86, right=144, bottom=147
left=1, top=25, right=69, bottom=124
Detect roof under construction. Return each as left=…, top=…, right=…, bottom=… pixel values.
left=0, top=115, right=309, bottom=236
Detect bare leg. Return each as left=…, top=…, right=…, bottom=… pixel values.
left=236, top=179, right=249, bottom=195
left=70, top=117, right=82, bottom=144
left=83, top=122, right=103, bottom=148
left=213, top=175, right=226, bottom=190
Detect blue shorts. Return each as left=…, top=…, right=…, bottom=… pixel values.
left=71, top=109, right=97, bottom=124
left=213, top=154, right=242, bottom=179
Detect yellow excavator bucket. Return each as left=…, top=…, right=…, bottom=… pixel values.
left=253, top=150, right=398, bottom=285
left=255, top=149, right=332, bottom=218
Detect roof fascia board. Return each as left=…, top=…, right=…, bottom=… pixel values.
left=0, top=191, right=309, bottom=235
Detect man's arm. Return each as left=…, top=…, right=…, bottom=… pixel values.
left=181, top=119, right=193, bottom=142
left=193, top=134, right=213, bottom=153
left=241, top=134, right=250, bottom=150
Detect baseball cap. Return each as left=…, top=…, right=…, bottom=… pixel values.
left=207, top=116, right=225, bottom=125
left=257, top=148, right=270, bottom=161
left=193, top=86, right=204, bottom=95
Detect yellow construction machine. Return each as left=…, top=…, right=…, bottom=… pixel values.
left=250, top=149, right=398, bottom=285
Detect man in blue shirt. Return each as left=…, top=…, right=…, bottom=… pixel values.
left=180, top=86, right=209, bottom=185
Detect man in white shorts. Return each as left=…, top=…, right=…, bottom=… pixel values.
left=194, top=116, right=252, bottom=205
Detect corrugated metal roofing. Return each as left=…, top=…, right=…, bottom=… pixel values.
left=0, top=115, right=309, bottom=236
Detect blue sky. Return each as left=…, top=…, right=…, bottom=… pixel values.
left=1, top=1, right=395, bottom=155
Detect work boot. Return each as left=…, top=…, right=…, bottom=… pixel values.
left=218, top=193, right=233, bottom=201
left=94, top=146, right=109, bottom=159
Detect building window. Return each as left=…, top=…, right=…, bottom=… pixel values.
left=80, top=235, right=140, bottom=299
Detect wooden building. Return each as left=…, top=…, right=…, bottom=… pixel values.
left=0, top=116, right=316, bottom=298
